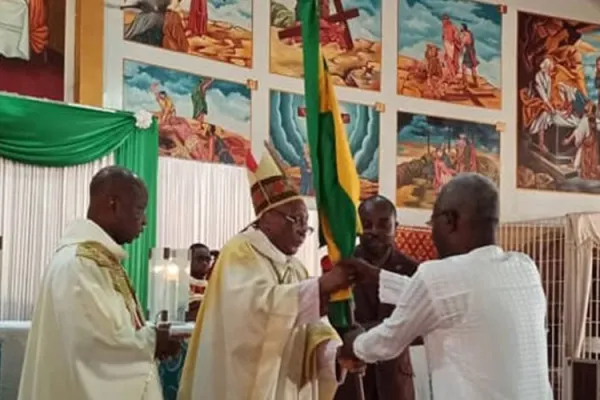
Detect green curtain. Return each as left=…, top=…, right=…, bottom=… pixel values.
left=0, top=93, right=158, bottom=308
left=115, top=119, right=159, bottom=309
left=0, top=93, right=136, bottom=165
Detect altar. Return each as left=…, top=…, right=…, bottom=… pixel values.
left=528, top=123, right=579, bottom=181
left=0, top=321, right=432, bottom=400
left=0, top=321, right=28, bottom=400
left=0, top=321, right=195, bottom=400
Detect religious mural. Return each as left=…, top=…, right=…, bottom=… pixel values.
left=397, top=0, right=502, bottom=109
left=122, top=0, right=253, bottom=68
left=269, top=0, right=382, bottom=91
left=269, top=89, right=380, bottom=198
left=0, top=0, right=66, bottom=100
left=122, top=59, right=252, bottom=165
left=516, top=12, right=600, bottom=194
left=396, top=112, right=500, bottom=209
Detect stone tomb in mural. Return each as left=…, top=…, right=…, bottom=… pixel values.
left=270, top=0, right=382, bottom=91
left=122, top=0, right=253, bottom=67
left=0, top=0, right=66, bottom=100
left=396, top=112, right=500, bottom=209
left=517, top=12, right=600, bottom=194
left=122, top=59, right=251, bottom=166
left=397, top=0, right=502, bottom=109
left=269, top=89, right=380, bottom=198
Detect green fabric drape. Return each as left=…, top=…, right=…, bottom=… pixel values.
left=115, top=119, right=159, bottom=310
left=0, top=93, right=137, bottom=166
left=0, top=93, right=158, bottom=308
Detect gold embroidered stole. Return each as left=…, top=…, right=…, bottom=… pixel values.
left=76, top=241, right=146, bottom=330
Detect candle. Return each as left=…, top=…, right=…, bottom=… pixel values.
left=164, top=262, right=180, bottom=320
left=166, top=263, right=179, bottom=281
left=147, top=248, right=191, bottom=323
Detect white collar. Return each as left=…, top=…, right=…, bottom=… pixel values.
left=467, top=245, right=503, bottom=257
left=241, top=227, right=291, bottom=265
left=58, top=219, right=127, bottom=261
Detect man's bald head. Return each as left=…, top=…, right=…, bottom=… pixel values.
left=431, top=173, right=499, bottom=258
left=89, top=166, right=144, bottom=198
left=87, top=166, right=148, bottom=245
left=436, top=173, right=499, bottom=226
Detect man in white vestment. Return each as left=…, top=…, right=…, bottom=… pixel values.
left=178, top=149, right=356, bottom=400
left=339, top=173, right=553, bottom=399
left=19, top=166, right=179, bottom=400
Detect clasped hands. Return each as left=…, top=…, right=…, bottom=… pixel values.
left=318, top=258, right=380, bottom=374
left=318, top=257, right=380, bottom=295
left=336, top=325, right=367, bottom=375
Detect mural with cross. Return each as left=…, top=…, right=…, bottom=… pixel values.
left=269, top=89, right=380, bottom=199
left=270, top=0, right=382, bottom=91
left=278, top=0, right=360, bottom=50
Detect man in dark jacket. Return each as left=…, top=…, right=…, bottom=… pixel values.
left=335, top=195, right=420, bottom=400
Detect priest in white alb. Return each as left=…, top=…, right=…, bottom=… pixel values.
left=178, top=148, right=355, bottom=400
left=19, top=166, right=179, bottom=400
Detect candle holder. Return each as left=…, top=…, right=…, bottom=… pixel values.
left=148, top=247, right=190, bottom=324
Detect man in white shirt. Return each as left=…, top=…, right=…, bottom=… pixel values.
left=19, top=166, right=178, bottom=400
left=339, top=173, right=553, bottom=399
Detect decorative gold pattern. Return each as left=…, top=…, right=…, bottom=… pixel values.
left=76, top=241, right=146, bottom=330
left=246, top=79, right=258, bottom=90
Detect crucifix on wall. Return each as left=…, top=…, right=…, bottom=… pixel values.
left=279, top=0, right=360, bottom=50
left=297, top=107, right=351, bottom=124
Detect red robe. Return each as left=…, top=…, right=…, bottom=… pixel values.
left=580, top=124, right=600, bottom=180
left=29, top=0, right=49, bottom=54
left=188, top=0, right=208, bottom=37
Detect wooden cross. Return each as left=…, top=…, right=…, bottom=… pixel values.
left=298, top=107, right=351, bottom=124
left=278, top=0, right=359, bottom=50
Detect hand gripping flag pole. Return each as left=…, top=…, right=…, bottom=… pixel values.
left=321, top=255, right=365, bottom=399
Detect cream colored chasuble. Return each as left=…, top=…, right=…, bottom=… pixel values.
left=18, top=219, right=162, bottom=400
left=178, top=228, right=339, bottom=400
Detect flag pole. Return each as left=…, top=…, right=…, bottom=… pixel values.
left=346, top=300, right=366, bottom=400
left=299, top=0, right=365, bottom=396
left=321, top=257, right=366, bottom=400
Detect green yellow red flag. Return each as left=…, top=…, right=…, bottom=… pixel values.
left=299, top=0, right=362, bottom=328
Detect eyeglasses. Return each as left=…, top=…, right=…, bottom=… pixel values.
left=272, top=210, right=315, bottom=234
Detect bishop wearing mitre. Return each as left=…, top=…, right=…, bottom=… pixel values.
left=178, top=148, right=354, bottom=399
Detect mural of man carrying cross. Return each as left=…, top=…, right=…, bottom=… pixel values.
left=281, top=0, right=360, bottom=50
